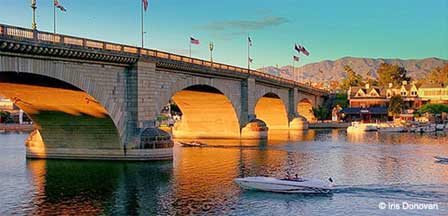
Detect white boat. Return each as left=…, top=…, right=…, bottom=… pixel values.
left=234, top=176, right=333, bottom=194
left=434, top=156, right=448, bottom=162
left=176, top=141, right=208, bottom=147
left=378, top=125, right=405, bottom=133
left=436, top=124, right=445, bottom=131
left=419, top=125, right=436, bottom=133
left=347, top=122, right=378, bottom=133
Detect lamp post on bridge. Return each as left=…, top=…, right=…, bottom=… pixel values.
left=31, top=0, right=37, bottom=30
left=209, top=41, right=214, bottom=63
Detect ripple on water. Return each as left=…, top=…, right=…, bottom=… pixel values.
left=0, top=130, right=447, bottom=215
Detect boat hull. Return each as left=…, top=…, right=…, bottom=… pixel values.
left=235, top=177, right=332, bottom=194
left=435, top=156, right=448, bottom=162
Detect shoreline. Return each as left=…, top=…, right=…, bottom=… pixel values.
left=309, top=122, right=351, bottom=129
left=0, top=124, right=35, bottom=132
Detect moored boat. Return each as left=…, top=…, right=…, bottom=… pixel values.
left=378, top=123, right=405, bottom=133
left=347, top=122, right=378, bottom=133
left=436, top=124, right=445, bottom=131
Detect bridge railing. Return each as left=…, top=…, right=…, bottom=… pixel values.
left=0, top=24, right=327, bottom=94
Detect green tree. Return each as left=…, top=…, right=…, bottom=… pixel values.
left=0, top=111, right=13, bottom=123
left=340, top=65, right=364, bottom=91
left=418, top=104, right=448, bottom=114
left=312, top=105, right=330, bottom=121
left=427, top=64, right=448, bottom=85
left=332, top=93, right=348, bottom=108
left=377, top=63, right=411, bottom=86
left=388, top=95, right=404, bottom=117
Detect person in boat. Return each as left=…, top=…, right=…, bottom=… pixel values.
left=285, top=171, right=293, bottom=180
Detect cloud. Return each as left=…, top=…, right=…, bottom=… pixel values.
left=197, top=16, right=289, bottom=39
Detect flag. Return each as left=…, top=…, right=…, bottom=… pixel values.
left=293, top=56, right=299, bottom=62
left=54, top=0, right=66, bottom=12
left=190, top=37, right=200, bottom=45
left=249, top=57, right=253, bottom=63
left=294, top=44, right=301, bottom=53
left=248, top=36, right=252, bottom=46
left=300, top=45, right=310, bottom=56
left=143, top=0, right=149, bottom=11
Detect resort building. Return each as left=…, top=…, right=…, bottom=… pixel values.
left=0, top=96, right=14, bottom=110
left=418, top=83, right=448, bottom=104
left=341, top=81, right=448, bottom=122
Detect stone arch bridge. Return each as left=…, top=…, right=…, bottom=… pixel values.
left=0, top=24, right=327, bottom=160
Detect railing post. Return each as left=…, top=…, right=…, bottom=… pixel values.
left=82, top=39, right=87, bottom=47
left=33, top=29, right=38, bottom=41
left=1, top=25, right=5, bottom=36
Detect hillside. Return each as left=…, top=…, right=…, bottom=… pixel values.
left=258, top=57, right=448, bottom=83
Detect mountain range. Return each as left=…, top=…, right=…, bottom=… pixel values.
left=258, top=57, right=448, bottom=83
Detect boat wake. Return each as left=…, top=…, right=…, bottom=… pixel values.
left=332, top=184, right=448, bottom=202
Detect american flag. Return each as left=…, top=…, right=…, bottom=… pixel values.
left=294, top=44, right=301, bottom=53
left=293, top=56, right=299, bottom=62
left=300, top=45, right=310, bottom=56
left=190, top=37, right=200, bottom=45
left=143, top=0, right=148, bottom=11
left=54, top=0, right=66, bottom=12
left=248, top=36, right=252, bottom=46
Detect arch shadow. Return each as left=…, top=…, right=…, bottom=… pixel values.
left=0, top=72, right=121, bottom=157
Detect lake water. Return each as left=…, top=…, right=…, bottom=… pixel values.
left=0, top=130, right=447, bottom=215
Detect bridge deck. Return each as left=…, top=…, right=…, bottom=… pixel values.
left=0, top=24, right=327, bottom=96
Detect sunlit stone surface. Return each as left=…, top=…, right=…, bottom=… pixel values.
left=0, top=83, right=121, bottom=151
left=0, top=83, right=154, bottom=160
left=297, top=99, right=315, bottom=122
left=172, top=89, right=241, bottom=139
left=241, top=119, right=268, bottom=139
left=289, top=116, right=309, bottom=130
left=254, top=95, right=289, bottom=129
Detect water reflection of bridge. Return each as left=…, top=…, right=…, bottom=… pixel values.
left=20, top=130, right=448, bottom=215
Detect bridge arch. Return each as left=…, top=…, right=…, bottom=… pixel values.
left=0, top=71, right=121, bottom=157
left=154, top=75, right=241, bottom=121
left=254, top=92, right=289, bottom=129
left=297, top=98, right=315, bottom=122
left=163, top=84, right=241, bottom=139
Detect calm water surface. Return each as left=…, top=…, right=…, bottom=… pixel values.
left=0, top=130, right=447, bottom=215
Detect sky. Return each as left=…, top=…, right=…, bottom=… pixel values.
left=0, top=0, right=447, bottom=69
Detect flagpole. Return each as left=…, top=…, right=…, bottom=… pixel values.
left=247, top=34, right=250, bottom=74
left=53, top=3, right=56, bottom=34
left=189, top=37, right=191, bottom=58
left=141, top=0, right=144, bottom=48
left=293, top=59, right=295, bottom=81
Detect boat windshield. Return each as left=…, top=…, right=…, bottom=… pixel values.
left=280, top=178, right=307, bottom=182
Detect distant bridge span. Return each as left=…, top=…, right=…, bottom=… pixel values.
left=0, top=24, right=328, bottom=160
